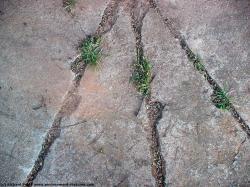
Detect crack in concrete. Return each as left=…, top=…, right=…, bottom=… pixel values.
left=60, top=119, right=87, bottom=129
left=21, top=1, right=121, bottom=186
left=134, top=74, right=156, bottom=117
left=22, top=56, right=86, bottom=187
left=148, top=0, right=250, bottom=138
left=130, top=1, right=166, bottom=186
left=129, top=0, right=153, bottom=117
left=145, top=99, right=166, bottom=187
left=231, top=137, right=246, bottom=165
left=95, top=0, right=121, bottom=37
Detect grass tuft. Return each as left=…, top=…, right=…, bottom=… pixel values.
left=186, top=50, right=205, bottom=73
left=131, top=56, right=152, bottom=96
left=81, top=36, right=102, bottom=66
left=193, top=56, right=205, bottom=72
left=63, top=0, right=76, bottom=13
left=211, top=87, right=232, bottom=110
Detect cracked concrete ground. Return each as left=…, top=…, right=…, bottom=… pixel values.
left=141, top=7, right=250, bottom=186
left=0, top=0, right=250, bottom=186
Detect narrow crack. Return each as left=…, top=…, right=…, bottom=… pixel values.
left=148, top=0, right=250, bottom=138
left=231, top=137, right=246, bottom=165
left=130, top=1, right=166, bottom=186
left=21, top=1, right=121, bottom=186
left=60, top=119, right=87, bottom=129
left=129, top=0, right=149, bottom=116
left=134, top=74, right=156, bottom=117
left=95, top=0, right=121, bottom=37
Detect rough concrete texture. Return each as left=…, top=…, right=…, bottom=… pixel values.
left=34, top=5, right=154, bottom=186
left=0, top=0, right=107, bottom=183
left=0, top=0, right=250, bottom=186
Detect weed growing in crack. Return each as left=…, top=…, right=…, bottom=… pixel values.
left=193, top=56, right=205, bottom=73
left=80, top=36, right=102, bottom=66
left=186, top=49, right=206, bottom=73
left=211, top=87, right=232, bottom=110
left=185, top=47, right=233, bottom=110
left=131, top=56, right=152, bottom=96
left=194, top=61, right=205, bottom=72
left=63, top=0, right=76, bottom=13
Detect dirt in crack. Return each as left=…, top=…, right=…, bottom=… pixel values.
left=21, top=0, right=121, bottom=186
left=148, top=0, right=250, bottom=138
left=146, top=99, right=166, bottom=187
left=129, top=1, right=166, bottom=186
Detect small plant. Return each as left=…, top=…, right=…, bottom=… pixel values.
left=131, top=56, right=152, bottom=96
left=81, top=36, right=102, bottom=66
left=193, top=56, right=205, bottom=73
left=186, top=49, right=206, bottom=73
left=211, top=87, right=232, bottom=110
left=194, top=61, right=205, bottom=72
left=63, top=0, right=76, bottom=13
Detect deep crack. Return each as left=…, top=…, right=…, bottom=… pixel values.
left=146, top=99, right=166, bottom=187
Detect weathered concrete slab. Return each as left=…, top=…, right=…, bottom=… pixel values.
left=141, top=8, right=250, bottom=186
left=34, top=118, right=154, bottom=186
left=33, top=5, right=154, bottom=186
left=156, top=0, right=250, bottom=123
left=0, top=0, right=108, bottom=183
left=1, top=0, right=249, bottom=186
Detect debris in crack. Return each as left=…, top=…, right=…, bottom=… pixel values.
left=148, top=0, right=250, bottom=138
left=95, top=0, right=121, bottom=37
left=130, top=2, right=166, bottom=186
left=146, top=100, right=166, bottom=187
left=130, top=0, right=151, bottom=116
left=70, top=54, right=85, bottom=74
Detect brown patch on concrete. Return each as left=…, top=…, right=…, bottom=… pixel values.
left=81, top=69, right=107, bottom=93
left=72, top=68, right=111, bottom=119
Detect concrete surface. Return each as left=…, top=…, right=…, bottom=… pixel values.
left=34, top=5, right=154, bottom=186
left=0, top=0, right=107, bottom=183
left=156, top=0, right=250, bottom=123
left=142, top=7, right=250, bottom=186
left=0, top=0, right=249, bottom=186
